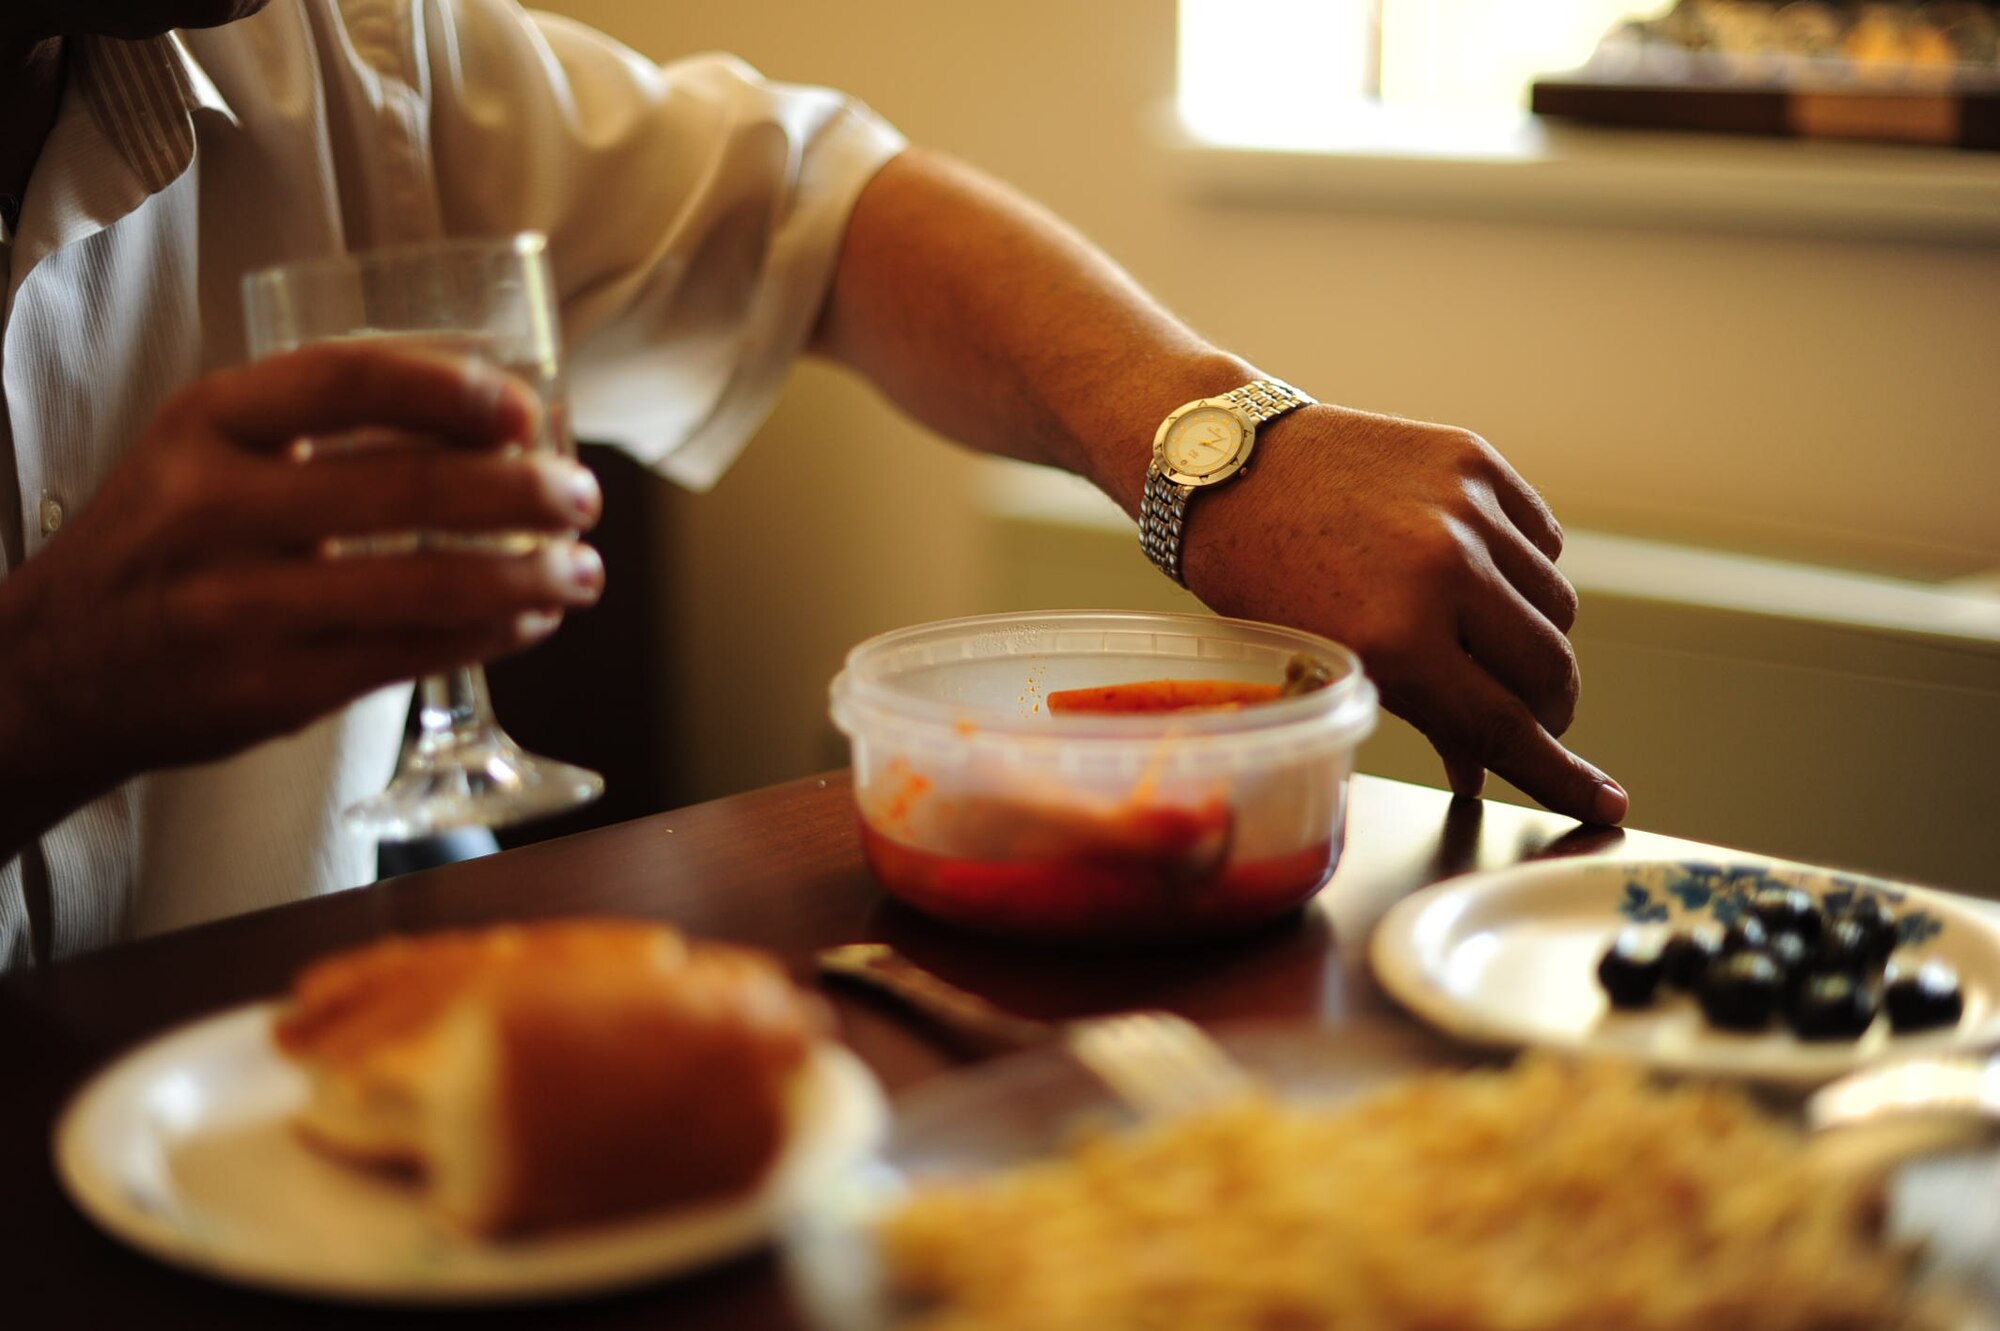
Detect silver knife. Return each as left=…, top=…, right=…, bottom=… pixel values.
left=816, top=942, right=1057, bottom=1054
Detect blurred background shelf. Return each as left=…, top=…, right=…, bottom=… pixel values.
left=1169, top=117, right=2000, bottom=244
left=1531, top=77, right=2000, bottom=150
left=1532, top=0, right=2000, bottom=151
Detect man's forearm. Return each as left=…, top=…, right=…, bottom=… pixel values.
left=810, top=147, right=1258, bottom=517
left=806, top=146, right=1625, bottom=825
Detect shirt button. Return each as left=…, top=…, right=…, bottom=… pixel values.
left=38, top=494, right=64, bottom=536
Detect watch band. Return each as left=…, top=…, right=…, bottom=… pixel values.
left=1215, top=378, right=1314, bottom=425
left=1138, top=378, right=1315, bottom=587
left=1139, top=468, right=1195, bottom=585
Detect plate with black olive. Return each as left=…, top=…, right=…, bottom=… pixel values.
left=1369, top=857, right=2000, bottom=1088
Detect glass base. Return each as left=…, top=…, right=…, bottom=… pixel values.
left=348, top=725, right=604, bottom=843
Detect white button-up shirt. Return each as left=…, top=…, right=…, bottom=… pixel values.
left=0, top=0, right=905, bottom=967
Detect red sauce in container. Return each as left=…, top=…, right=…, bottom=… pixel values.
left=858, top=820, right=1337, bottom=940
left=855, top=674, right=1344, bottom=939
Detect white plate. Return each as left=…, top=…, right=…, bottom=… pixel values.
left=1370, top=857, right=2000, bottom=1087
left=53, top=1002, right=887, bottom=1305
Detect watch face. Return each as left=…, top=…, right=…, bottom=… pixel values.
left=1160, top=407, right=1247, bottom=479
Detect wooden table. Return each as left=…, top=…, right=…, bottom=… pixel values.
left=0, top=772, right=1752, bottom=1326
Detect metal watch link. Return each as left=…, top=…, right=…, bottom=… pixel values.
left=1138, top=378, right=1315, bottom=585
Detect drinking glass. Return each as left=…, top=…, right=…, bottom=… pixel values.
left=242, top=233, right=605, bottom=841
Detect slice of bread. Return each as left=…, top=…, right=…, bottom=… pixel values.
left=272, top=920, right=822, bottom=1234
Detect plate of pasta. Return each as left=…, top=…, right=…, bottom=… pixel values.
left=786, top=1021, right=2000, bottom=1331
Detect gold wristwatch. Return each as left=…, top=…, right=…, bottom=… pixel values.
left=1138, top=378, right=1315, bottom=585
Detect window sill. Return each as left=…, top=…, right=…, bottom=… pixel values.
left=1165, top=107, right=2000, bottom=245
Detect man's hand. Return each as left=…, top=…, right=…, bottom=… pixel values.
left=0, top=341, right=605, bottom=834
left=1186, top=403, right=1626, bottom=825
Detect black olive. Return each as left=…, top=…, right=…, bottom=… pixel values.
left=1697, top=952, right=1785, bottom=1031
left=1764, top=932, right=1813, bottom=990
left=1789, top=971, right=1880, bottom=1041
left=1751, top=886, right=1823, bottom=945
left=1835, top=896, right=1900, bottom=964
left=1816, top=918, right=1878, bottom=976
left=1662, top=923, right=1726, bottom=991
left=1597, top=929, right=1667, bottom=1008
left=1722, top=915, right=1769, bottom=955
left=1883, top=958, right=1964, bottom=1033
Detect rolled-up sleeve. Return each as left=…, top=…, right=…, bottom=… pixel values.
left=421, top=1, right=906, bottom=489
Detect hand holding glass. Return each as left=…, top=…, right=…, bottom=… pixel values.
left=242, top=234, right=604, bottom=840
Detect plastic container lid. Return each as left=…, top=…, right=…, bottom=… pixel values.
left=830, top=610, right=1378, bottom=771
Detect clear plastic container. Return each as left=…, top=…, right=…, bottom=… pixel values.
left=828, top=611, right=1378, bottom=941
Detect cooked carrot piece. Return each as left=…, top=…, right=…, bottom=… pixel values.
left=1046, top=679, right=1282, bottom=714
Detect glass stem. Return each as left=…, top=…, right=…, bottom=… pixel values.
left=417, top=667, right=497, bottom=747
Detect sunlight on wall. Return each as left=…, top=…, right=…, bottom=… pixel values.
left=1177, top=0, right=1375, bottom=146
left=1179, top=0, right=1661, bottom=143
left=1381, top=0, right=1652, bottom=111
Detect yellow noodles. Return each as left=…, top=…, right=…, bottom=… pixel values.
left=880, top=1057, right=1911, bottom=1331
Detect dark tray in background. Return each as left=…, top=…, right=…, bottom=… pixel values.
left=1532, top=77, right=2000, bottom=150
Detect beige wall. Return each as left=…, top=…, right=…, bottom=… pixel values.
left=539, top=1, right=2000, bottom=884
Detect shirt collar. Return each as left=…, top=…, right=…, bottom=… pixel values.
left=72, top=31, right=239, bottom=197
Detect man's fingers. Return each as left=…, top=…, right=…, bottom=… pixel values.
left=279, top=614, right=568, bottom=720
left=1483, top=519, right=1578, bottom=634
left=194, top=342, right=540, bottom=453
left=1403, top=655, right=1626, bottom=825
left=1480, top=456, right=1564, bottom=561
left=1442, top=753, right=1487, bottom=800
left=224, top=449, right=601, bottom=550
left=175, top=540, right=604, bottom=632
left=1458, top=578, right=1580, bottom=738
left=323, top=614, right=569, bottom=680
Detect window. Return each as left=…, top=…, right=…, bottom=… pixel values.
left=1178, top=0, right=1657, bottom=147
